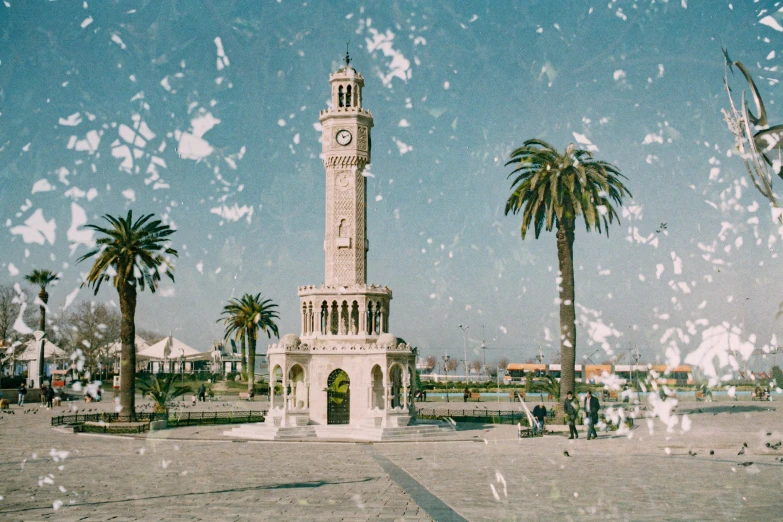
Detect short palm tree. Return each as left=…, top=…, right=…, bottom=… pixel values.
left=138, top=374, right=190, bottom=414
left=219, top=293, right=279, bottom=395
left=505, top=139, right=631, bottom=400
left=526, top=374, right=561, bottom=402
left=24, top=269, right=59, bottom=384
left=77, top=211, right=177, bottom=419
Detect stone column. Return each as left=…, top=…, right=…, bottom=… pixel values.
left=305, top=382, right=310, bottom=409
left=359, top=308, right=367, bottom=335
left=382, top=373, right=388, bottom=410
left=282, top=371, right=288, bottom=413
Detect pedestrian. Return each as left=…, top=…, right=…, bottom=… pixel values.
left=564, top=391, right=579, bottom=439
left=463, top=387, right=470, bottom=403
left=584, top=390, right=600, bottom=440
left=532, top=402, right=547, bottom=436
left=198, top=383, right=206, bottom=402
left=40, top=383, right=48, bottom=405
left=46, top=385, right=55, bottom=409
left=17, top=383, right=27, bottom=406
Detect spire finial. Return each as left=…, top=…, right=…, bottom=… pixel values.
left=344, top=42, right=351, bottom=66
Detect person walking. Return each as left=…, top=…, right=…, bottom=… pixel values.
left=532, top=402, right=547, bottom=436
left=17, top=383, right=27, bottom=406
left=564, top=391, right=579, bottom=439
left=463, top=387, right=470, bottom=403
left=40, top=383, right=48, bottom=406
left=198, top=384, right=206, bottom=402
left=46, top=384, right=55, bottom=409
left=584, top=390, right=600, bottom=440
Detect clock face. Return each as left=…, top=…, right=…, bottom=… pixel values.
left=335, top=129, right=352, bottom=146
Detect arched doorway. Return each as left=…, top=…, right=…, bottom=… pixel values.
left=327, top=369, right=350, bottom=424
left=390, top=365, right=402, bottom=408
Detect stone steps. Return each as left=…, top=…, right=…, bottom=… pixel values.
left=224, top=421, right=456, bottom=441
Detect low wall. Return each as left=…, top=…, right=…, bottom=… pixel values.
left=1, top=388, right=42, bottom=403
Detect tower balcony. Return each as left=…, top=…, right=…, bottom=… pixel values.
left=297, top=284, right=392, bottom=339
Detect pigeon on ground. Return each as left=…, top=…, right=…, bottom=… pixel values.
left=709, top=450, right=714, bottom=455
left=771, top=442, right=782, bottom=450
left=563, top=451, right=570, bottom=457
left=688, top=450, right=697, bottom=456
left=738, top=462, right=754, bottom=467
left=738, top=447, right=745, bottom=456
left=743, top=442, right=748, bottom=447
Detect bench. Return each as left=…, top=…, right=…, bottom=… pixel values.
left=238, top=392, right=253, bottom=400
left=469, top=393, right=481, bottom=402
left=695, top=391, right=705, bottom=401
left=751, top=395, right=770, bottom=401
left=509, top=391, right=526, bottom=402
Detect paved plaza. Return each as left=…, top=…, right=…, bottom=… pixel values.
left=1, top=396, right=782, bottom=521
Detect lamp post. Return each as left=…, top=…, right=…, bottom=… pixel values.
left=442, top=354, right=450, bottom=402
left=480, top=325, right=487, bottom=381
left=632, top=345, right=641, bottom=400
left=458, top=324, right=469, bottom=385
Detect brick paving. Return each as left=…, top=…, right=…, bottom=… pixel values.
left=1, top=395, right=782, bottom=520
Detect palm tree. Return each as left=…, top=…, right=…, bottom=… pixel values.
left=505, top=139, right=631, bottom=400
left=219, top=293, right=279, bottom=395
left=24, top=269, right=59, bottom=385
left=138, top=374, right=190, bottom=414
left=77, top=211, right=177, bottom=419
left=526, top=374, right=561, bottom=402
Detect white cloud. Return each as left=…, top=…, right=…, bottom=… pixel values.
left=31, top=179, right=54, bottom=194
left=10, top=209, right=56, bottom=245
left=67, top=202, right=95, bottom=255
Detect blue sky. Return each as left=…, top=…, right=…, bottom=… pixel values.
left=2, top=1, right=782, bottom=374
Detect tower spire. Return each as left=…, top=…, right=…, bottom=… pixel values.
left=344, top=42, right=351, bottom=66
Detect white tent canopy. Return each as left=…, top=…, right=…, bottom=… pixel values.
left=106, top=336, right=150, bottom=356
left=16, top=339, right=67, bottom=361
left=137, top=336, right=207, bottom=361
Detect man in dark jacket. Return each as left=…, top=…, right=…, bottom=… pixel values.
left=531, top=403, right=547, bottom=436
left=564, top=392, right=578, bottom=439
left=584, top=391, right=600, bottom=440
left=17, top=383, right=27, bottom=406
left=46, top=385, right=55, bottom=409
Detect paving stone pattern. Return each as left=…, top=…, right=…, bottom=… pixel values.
left=1, top=396, right=782, bottom=520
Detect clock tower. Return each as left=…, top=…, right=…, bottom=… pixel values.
left=239, top=53, right=433, bottom=439
left=319, top=53, right=373, bottom=286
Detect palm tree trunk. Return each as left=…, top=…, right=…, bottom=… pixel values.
left=556, top=221, right=577, bottom=400
left=240, top=334, right=247, bottom=380
left=246, top=327, right=256, bottom=396
left=38, top=289, right=47, bottom=386
left=118, top=283, right=137, bottom=420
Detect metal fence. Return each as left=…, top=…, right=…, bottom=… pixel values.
left=80, top=422, right=150, bottom=435
left=52, top=410, right=266, bottom=428
left=165, top=410, right=265, bottom=427
left=416, top=408, right=531, bottom=425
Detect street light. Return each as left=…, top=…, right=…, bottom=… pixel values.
left=442, top=354, right=451, bottom=402
left=458, top=324, right=469, bottom=385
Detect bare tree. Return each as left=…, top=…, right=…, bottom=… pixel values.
left=444, top=358, right=460, bottom=373
left=497, top=357, right=510, bottom=372
left=0, top=283, right=35, bottom=378
left=66, top=301, right=121, bottom=376
left=136, top=328, right=165, bottom=344
left=469, top=360, right=482, bottom=373
left=424, top=355, right=436, bottom=371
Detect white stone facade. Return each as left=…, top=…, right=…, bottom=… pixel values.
left=261, top=59, right=417, bottom=432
